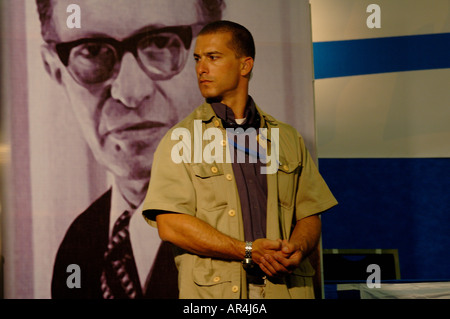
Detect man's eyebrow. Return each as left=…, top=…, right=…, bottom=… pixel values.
left=194, top=51, right=223, bottom=57
left=64, top=24, right=165, bottom=42
left=64, top=32, right=113, bottom=40
left=130, top=24, right=169, bottom=37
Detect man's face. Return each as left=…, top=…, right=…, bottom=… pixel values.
left=49, top=0, right=205, bottom=180
left=194, top=32, right=244, bottom=103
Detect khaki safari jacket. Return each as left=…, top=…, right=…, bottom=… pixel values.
left=143, top=101, right=337, bottom=299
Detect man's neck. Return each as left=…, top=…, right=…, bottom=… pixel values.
left=221, top=90, right=249, bottom=119
left=114, top=177, right=149, bottom=209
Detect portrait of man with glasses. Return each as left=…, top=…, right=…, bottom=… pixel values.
left=36, top=0, right=224, bottom=299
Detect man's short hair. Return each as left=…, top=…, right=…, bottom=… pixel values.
left=36, top=0, right=225, bottom=42
left=198, top=20, right=255, bottom=60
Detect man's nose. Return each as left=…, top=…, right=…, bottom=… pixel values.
left=110, top=53, right=156, bottom=108
left=196, top=59, right=208, bottom=76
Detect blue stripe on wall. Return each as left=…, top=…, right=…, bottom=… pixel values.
left=318, top=158, right=450, bottom=281
left=313, top=33, right=450, bottom=79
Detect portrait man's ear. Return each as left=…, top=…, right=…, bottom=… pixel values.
left=41, top=43, right=63, bottom=86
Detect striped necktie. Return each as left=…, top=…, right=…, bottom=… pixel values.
left=101, top=210, right=143, bottom=299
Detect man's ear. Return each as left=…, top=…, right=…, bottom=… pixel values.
left=40, top=43, right=64, bottom=86
left=241, top=57, right=254, bottom=78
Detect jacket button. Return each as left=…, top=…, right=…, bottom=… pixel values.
left=213, top=276, right=221, bottom=283
left=283, top=165, right=289, bottom=171
left=214, top=119, right=220, bottom=127
left=228, top=209, right=236, bottom=217
left=226, top=174, right=232, bottom=181
left=232, top=285, right=239, bottom=293
left=211, top=166, right=218, bottom=174
left=221, top=139, right=227, bottom=147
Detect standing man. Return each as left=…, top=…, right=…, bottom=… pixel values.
left=36, top=0, right=224, bottom=298
left=142, top=21, right=337, bottom=299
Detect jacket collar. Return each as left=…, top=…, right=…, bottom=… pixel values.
left=196, top=96, right=279, bottom=134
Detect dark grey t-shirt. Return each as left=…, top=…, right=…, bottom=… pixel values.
left=211, top=97, right=267, bottom=241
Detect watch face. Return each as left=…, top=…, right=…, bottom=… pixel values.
left=242, top=258, right=255, bottom=271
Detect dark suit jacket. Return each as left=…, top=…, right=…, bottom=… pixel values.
left=51, top=189, right=178, bottom=298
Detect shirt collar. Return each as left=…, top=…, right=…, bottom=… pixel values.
left=110, top=178, right=161, bottom=286
left=110, top=179, right=136, bottom=235
left=210, top=96, right=260, bottom=130
left=196, top=96, right=278, bottom=138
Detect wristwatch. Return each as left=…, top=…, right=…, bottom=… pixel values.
left=242, top=241, right=254, bottom=271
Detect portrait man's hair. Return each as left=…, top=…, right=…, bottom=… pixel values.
left=36, top=0, right=225, bottom=42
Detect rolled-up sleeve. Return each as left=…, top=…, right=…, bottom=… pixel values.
left=142, top=131, right=196, bottom=227
left=295, top=134, right=338, bottom=220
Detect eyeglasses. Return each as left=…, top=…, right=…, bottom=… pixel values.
left=53, top=25, right=200, bottom=87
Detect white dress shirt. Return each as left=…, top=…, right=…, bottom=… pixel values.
left=109, top=183, right=162, bottom=289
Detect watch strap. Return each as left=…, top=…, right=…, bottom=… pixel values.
left=244, top=241, right=252, bottom=259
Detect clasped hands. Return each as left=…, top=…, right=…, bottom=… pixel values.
left=252, top=238, right=303, bottom=278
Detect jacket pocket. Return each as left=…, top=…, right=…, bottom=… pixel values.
left=193, top=267, right=233, bottom=299
left=191, top=163, right=228, bottom=210
left=277, top=159, right=302, bottom=208
left=192, top=162, right=224, bottom=178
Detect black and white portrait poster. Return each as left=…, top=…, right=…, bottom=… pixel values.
left=1, top=0, right=315, bottom=298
